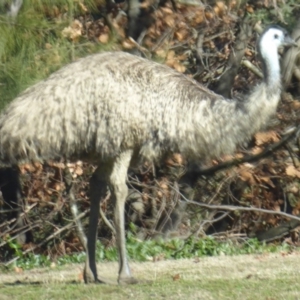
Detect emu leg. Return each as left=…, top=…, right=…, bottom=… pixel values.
left=109, top=150, right=137, bottom=284
left=0, top=167, right=30, bottom=245
left=84, top=167, right=108, bottom=284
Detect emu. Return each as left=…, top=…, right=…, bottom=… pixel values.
left=0, top=25, right=295, bottom=284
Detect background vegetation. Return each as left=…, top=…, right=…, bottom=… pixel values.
left=1, top=0, right=300, bottom=270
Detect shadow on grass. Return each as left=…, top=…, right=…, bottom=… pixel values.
left=0, top=280, right=81, bottom=286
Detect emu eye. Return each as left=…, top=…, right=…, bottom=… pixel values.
left=274, top=34, right=279, bottom=39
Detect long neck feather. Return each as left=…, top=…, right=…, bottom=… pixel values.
left=259, top=33, right=282, bottom=93
left=184, top=42, right=283, bottom=161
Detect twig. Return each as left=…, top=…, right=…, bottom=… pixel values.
left=196, top=32, right=205, bottom=65
left=207, top=176, right=233, bottom=205
left=166, top=181, right=300, bottom=227
left=151, top=28, right=174, bottom=53
left=155, top=181, right=180, bottom=233
left=194, top=211, right=231, bottom=237
left=3, top=208, right=90, bottom=266
left=183, top=197, right=300, bottom=223
left=0, top=203, right=37, bottom=229
left=0, top=224, right=40, bottom=248
left=285, top=143, right=299, bottom=167
left=241, top=59, right=263, bottom=78
left=203, top=31, right=230, bottom=42
left=211, top=232, right=247, bottom=239
left=99, top=191, right=116, bottom=235
left=63, top=167, right=87, bottom=249
left=212, top=19, right=252, bottom=98
left=128, top=37, right=151, bottom=59
left=198, top=126, right=299, bottom=175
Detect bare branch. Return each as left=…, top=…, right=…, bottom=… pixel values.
left=184, top=198, right=300, bottom=223
left=198, top=126, right=299, bottom=175
left=3, top=208, right=89, bottom=267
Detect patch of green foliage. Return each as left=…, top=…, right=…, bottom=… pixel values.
left=0, top=0, right=111, bottom=110
left=3, top=229, right=292, bottom=271
left=248, top=0, right=299, bottom=31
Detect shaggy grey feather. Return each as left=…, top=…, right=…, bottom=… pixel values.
left=0, top=49, right=283, bottom=164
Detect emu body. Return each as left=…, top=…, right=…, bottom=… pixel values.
left=0, top=26, right=295, bottom=284
left=0, top=53, right=278, bottom=164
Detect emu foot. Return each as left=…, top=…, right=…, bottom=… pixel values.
left=83, top=267, right=97, bottom=284
left=118, top=276, right=139, bottom=285
left=84, top=268, right=118, bottom=285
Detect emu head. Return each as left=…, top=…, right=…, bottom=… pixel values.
left=259, top=25, right=297, bottom=60
left=258, top=25, right=297, bottom=83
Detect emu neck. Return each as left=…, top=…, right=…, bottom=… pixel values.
left=261, top=48, right=281, bottom=91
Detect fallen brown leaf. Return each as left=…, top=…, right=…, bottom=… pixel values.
left=286, top=165, right=300, bottom=178
left=172, top=273, right=181, bottom=281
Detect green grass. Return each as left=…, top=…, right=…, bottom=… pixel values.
left=1, top=252, right=300, bottom=300
left=0, top=0, right=112, bottom=110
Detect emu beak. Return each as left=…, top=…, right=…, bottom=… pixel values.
left=283, top=36, right=298, bottom=47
